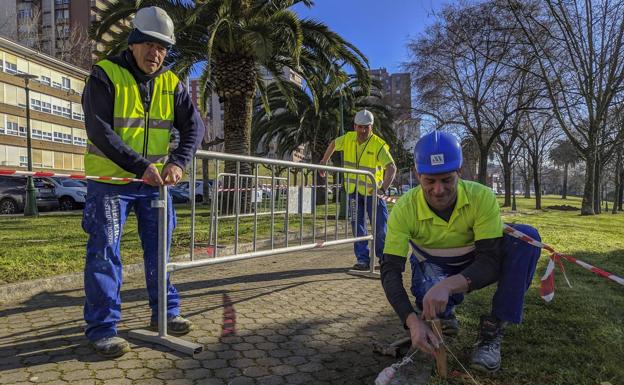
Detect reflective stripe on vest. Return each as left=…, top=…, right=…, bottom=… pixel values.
left=84, top=59, right=178, bottom=184
left=342, top=132, right=387, bottom=195
left=410, top=241, right=476, bottom=266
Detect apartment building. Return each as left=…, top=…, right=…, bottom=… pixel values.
left=0, top=0, right=121, bottom=70
left=0, top=36, right=88, bottom=172
left=370, top=67, right=420, bottom=152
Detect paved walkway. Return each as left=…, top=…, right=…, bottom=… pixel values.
left=0, top=245, right=433, bottom=385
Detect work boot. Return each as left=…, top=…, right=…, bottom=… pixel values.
left=150, top=315, right=194, bottom=336
left=91, top=336, right=130, bottom=358
left=352, top=262, right=369, bottom=271
left=440, top=313, right=459, bottom=337
left=470, top=315, right=504, bottom=373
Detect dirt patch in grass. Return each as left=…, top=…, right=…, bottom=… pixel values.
left=546, top=204, right=580, bottom=211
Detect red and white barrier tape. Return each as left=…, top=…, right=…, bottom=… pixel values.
left=0, top=168, right=144, bottom=183
left=503, top=224, right=624, bottom=302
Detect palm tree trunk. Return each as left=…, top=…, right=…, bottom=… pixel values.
left=221, top=94, right=255, bottom=214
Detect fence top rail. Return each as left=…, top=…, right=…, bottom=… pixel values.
left=195, top=150, right=375, bottom=177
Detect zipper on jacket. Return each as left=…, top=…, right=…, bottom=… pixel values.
left=143, top=111, right=149, bottom=158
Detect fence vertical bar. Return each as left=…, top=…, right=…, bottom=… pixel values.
left=285, top=168, right=290, bottom=247
left=299, top=170, right=304, bottom=245
left=158, top=185, right=168, bottom=337
left=214, top=160, right=220, bottom=258
left=335, top=173, right=339, bottom=240
left=270, top=165, right=275, bottom=250
left=234, top=162, right=240, bottom=255
left=312, top=169, right=317, bottom=242
left=253, top=163, right=259, bottom=252
left=324, top=174, right=328, bottom=242
left=190, top=157, right=196, bottom=261
left=345, top=175, right=350, bottom=239
left=370, top=179, right=378, bottom=273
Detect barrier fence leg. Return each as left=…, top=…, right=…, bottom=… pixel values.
left=128, top=185, right=203, bottom=357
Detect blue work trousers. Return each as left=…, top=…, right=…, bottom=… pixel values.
left=410, top=224, right=540, bottom=324
left=349, top=193, right=388, bottom=265
left=82, top=181, right=180, bottom=341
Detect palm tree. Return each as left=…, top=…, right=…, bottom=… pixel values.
left=91, top=0, right=370, bottom=176
left=549, top=139, right=580, bottom=199
left=251, top=66, right=394, bottom=203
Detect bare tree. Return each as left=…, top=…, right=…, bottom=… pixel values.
left=17, top=5, right=44, bottom=53
left=549, top=139, right=581, bottom=199
left=55, top=24, right=92, bottom=69
left=407, top=1, right=540, bottom=184
left=506, top=0, right=624, bottom=215
left=518, top=111, right=560, bottom=209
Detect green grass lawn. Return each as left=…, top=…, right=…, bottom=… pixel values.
left=0, top=194, right=622, bottom=383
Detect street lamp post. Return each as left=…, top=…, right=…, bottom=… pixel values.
left=16, top=73, right=39, bottom=217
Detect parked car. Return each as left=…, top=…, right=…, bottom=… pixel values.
left=401, top=184, right=413, bottom=194
left=172, top=180, right=214, bottom=203
left=170, top=187, right=190, bottom=204
left=0, top=175, right=60, bottom=214
left=40, top=177, right=87, bottom=210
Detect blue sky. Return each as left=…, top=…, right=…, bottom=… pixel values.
left=292, top=0, right=445, bottom=73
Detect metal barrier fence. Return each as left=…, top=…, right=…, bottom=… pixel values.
left=130, top=150, right=381, bottom=356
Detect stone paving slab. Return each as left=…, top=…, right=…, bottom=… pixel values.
left=0, top=245, right=434, bottom=384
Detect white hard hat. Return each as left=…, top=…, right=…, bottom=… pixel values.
left=133, top=6, right=176, bottom=46
left=354, top=109, right=374, bottom=126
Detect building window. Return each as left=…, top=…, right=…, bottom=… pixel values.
left=55, top=9, right=70, bottom=20
left=62, top=107, right=71, bottom=119
left=52, top=105, right=63, bottom=116
left=18, top=124, right=26, bottom=137
left=41, top=102, right=51, bottom=113
left=19, top=156, right=28, bottom=168
left=62, top=77, right=71, bottom=90
left=6, top=121, right=19, bottom=136
left=0, top=60, right=3, bottom=71
left=53, top=131, right=72, bottom=144
left=73, top=136, right=87, bottom=146
left=5, top=62, right=17, bottom=74
left=31, top=99, right=42, bottom=111
left=40, top=76, right=51, bottom=86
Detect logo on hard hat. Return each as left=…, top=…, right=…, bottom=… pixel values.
left=430, top=154, right=445, bottom=165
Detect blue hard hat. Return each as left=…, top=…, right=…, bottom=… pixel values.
left=413, top=131, right=463, bottom=174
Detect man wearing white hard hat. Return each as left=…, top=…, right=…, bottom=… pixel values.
left=319, top=109, right=397, bottom=270
left=81, top=6, right=204, bottom=357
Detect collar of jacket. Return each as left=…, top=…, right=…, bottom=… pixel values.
left=106, top=49, right=170, bottom=84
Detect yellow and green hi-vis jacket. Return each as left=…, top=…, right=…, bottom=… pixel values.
left=342, top=131, right=389, bottom=195
left=84, top=59, right=178, bottom=184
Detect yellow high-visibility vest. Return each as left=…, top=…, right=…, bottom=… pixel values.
left=341, top=131, right=389, bottom=195
left=84, top=59, right=178, bottom=184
